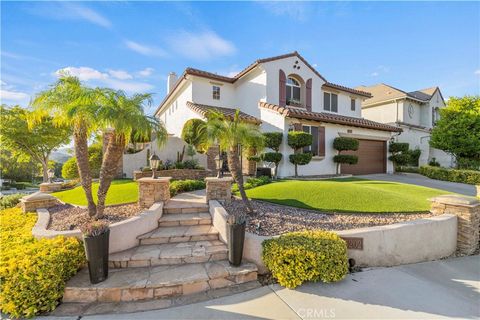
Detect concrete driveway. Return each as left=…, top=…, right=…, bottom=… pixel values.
left=357, top=173, right=476, bottom=196
left=71, top=255, right=479, bottom=320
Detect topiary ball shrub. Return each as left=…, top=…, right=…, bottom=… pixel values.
left=287, top=131, right=313, bottom=149
left=262, top=230, right=349, bottom=289
left=389, top=142, right=409, bottom=153
left=333, top=137, right=359, bottom=152
left=333, top=154, right=358, bottom=165
left=261, top=152, right=282, bottom=164
left=388, top=153, right=411, bottom=166
left=263, top=132, right=283, bottom=151
left=289, top=153, right=313, bottom=166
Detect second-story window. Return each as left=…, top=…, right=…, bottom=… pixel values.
left=212, top=86, right=220, bottom=100
left=351, top=98, right=356, bottom=111
left=286, top=77, right=301, bottom=106
left=324, top=92, right=338, bottom=112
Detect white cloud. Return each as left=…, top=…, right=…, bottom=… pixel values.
left=137, top=68, right=155, bottom=77
left=55, top=66, right=108, bottom=81
left=103, top=79, right=154, bottom=93
left=108, top=69, right=133, bottom=80
left=168, top=31, right=236, bottom=60
left=259, top=2, right=310, bottom=22
left=125, top=40, right=167, bottom=57
left=370, top=72, right=379, bottom=77
left=475, top=69, right=480, bottom=75
left=0, top=89, right=30, bottom=103
left=63, top=3, right=112, bottom=28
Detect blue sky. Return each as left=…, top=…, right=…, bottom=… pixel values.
left=1, top=1, right=479, bottom=114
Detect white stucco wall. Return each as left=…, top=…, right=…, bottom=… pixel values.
left=362, top=101, right=400, bottom=124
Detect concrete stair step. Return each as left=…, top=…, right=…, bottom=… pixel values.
left=138, top=225, right=219, bottom=245
left=63, top=261, right=258, bottom=303
left=159, top=212, right=212, bottom=227
left=109, top=240, right=228, bottom=268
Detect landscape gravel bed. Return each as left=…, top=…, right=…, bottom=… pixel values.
left=48, top=203, right=141, bottom=231
left=223, top=198, right=439, bottom=236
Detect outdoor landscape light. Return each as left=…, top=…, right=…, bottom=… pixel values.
left=215, top=153, right=224, bottom=178
left=149, top=153, right=160, bottom=179
left=47, top=169, right=55, bottom=183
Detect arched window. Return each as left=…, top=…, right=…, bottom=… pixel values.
left=286, top=77, right=301, bottom=105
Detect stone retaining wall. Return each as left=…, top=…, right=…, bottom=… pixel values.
left=32, top=202, right=163, bottom=254
left=133, top=169, right=213, bottom=181
left=138, top=177, right=171, bottom=208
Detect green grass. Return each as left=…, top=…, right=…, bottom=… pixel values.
left=53, top=179, right=138, bottom=206
left=245, top=178, right=453, bottom=213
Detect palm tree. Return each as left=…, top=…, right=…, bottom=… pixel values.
left=206, top=110, right=264, bottom=213
left=32, top=76, right=104, bottom=216
left=95, top=90, right=167, bottom=218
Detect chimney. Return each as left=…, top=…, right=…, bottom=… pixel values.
left=167, top=72, right=177, bottom=93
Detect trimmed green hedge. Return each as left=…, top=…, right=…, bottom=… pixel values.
left=389, top=142, right=409, bottom=153
left=169, top=179, right=206, bottom=197
left=333, top=154, right=358, bottom=165
left=261, top=152, right=282, bottom=164
left=262, top=230, right=348, bottom=289
left=419, top=165, right=480, bottom=185
left=289, top=153, right=313, bottom=165
left=232, top=176, right=271, bottom=193
left=0, top=208, right=85, bottom=318
left=333, top=137, right=359, bottom=152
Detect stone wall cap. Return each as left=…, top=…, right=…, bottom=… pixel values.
left=22, top=192, right=56, bottom=202
left=205, top=177, right=234, bottom=182
left=40, top=182, right=62, bottom=186
left=138, top=177, right=172, bottom=182
left=430, top=194, right=479, bottom=206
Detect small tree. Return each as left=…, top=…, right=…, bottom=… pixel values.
left=333, top=137, right=359, bottom=174
left=61, top=144, right=103, bottom=179
left=388, top=142, right=410, bottom=169
left=262, top=132, right=283, bottom=178
left=288, top=131, right=313, bottom=177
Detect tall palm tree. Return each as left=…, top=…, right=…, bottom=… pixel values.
left=31, top=76, right=104, bottom=216
left=95, top=90, right=167, bottom=218
left=206, top=110, right=264, bottom=213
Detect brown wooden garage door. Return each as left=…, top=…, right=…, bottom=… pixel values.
left=341, top=139, right=386, bottom=175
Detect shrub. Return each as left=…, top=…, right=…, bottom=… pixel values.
left=169, top=179, right=206, bottom=197
left=428, top=158, right=441, bottom=167
left=333, top=154, right=358, bottom=165
left=0, top=193, right=25, bottom=210
left=333, top=137, right=359, bottom=152
left=247, top=155, right=261, bottom=162
left=457, top=157, right=480, bottom=170
left=232, top=176, right=271, bottom=193
left=396, top=166, right=420, bottom=173
left=288, top=131, right=312, bottom=149
left=289, top=153, right=313, bottom=166
left=262, top=230, right=348, bottom=289
left=61, top=157, right=79, bottom=179
left=181, top=119, right=207, bottom=153
left=419, top=165, right=480, bottom=185
left=61, top=144, right=102, bottom=179
left=60, top=180, right=79, bottom=190
left=389, top=142, right=409, bottom=153
left=388, top=153, right=411, bottom=166
left=0, top=207, right=85, bottom=318
left=263, top=132, right=283, bottom=151
left=183, top=159, right=200, bottom=169
left=406, top=149, right=422, bottom=167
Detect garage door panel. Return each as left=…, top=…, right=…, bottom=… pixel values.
left=341, top=139, right=386, bottom=175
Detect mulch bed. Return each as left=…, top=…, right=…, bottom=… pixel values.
left=223, top=198, right=439, bottom=236
left=48, top=203, right=142, bottom=231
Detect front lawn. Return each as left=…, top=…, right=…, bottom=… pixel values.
left=245, top=178, right=453, bottom=213
left=53, top=179, right=138, bottom=206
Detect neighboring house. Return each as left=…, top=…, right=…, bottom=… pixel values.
left=143, top=51, right=402, bottom=177
left=356, top=83, right=453, bottom=167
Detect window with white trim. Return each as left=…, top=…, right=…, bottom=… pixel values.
left=286, top=77, right=301, bottom=105
left=324, top=92, right=338, bottom=112
left=212, top=86, right=220, bottom=100
left=302, top=125, right=319, bottom=156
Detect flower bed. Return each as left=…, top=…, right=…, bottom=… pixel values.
left=0, top=207, right=85, bottom=318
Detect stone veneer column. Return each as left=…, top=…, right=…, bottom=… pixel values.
left=205, top=177, right=233, bottom=203
left=39, top=182, right=63, bottom=193
left=430, top=195, right=480, bottom=255
left=137, top=177, right=171, bottom=208
left=21, top=192, right=59, bottom=213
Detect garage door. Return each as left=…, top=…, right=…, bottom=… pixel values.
left=341, top=139, right=386, bottom=175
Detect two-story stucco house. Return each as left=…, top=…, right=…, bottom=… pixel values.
left=152, top=52, right=402, bottom=177
left=356, top=83, right=453, bottom=167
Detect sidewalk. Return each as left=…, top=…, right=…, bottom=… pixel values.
left=41, top=255, right=479, bottom=320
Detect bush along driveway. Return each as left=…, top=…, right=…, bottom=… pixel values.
left=244, top=178, right=454, bottom=213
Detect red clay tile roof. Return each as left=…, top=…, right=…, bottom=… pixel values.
left=187, top=101, right=261, bottom=125
left=259, top=101, right=402, bottom=132
left=322, top=82, right=372, bottom=98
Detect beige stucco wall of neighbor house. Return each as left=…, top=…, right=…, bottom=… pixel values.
left=122, top=136, right=208, bottom=178
left=395, top=126, right=432, bottom=166
left=362, top=101, right=401, bottom=124
left=241, top=214, right=457, bottom=274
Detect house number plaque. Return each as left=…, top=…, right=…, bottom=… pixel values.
left=340, top=237, right=363, bottom=250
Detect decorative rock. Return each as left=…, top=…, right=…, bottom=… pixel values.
left=138, top=177, right=171, bottom=208
left=206, top=177, right=233, bottom=203
left=430, top=195, right=480, bottom=255
left=39, top=182, right=63, bottom=193
left=20, top=192, right=59, bottom=213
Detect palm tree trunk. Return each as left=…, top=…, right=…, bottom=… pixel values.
left=228, top=146, right=253, bottom=213
left=96, top=130, right=125, bottom=218
left=73, top=123, right=96, bottom=217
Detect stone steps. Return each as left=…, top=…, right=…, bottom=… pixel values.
left=158, top=212, right=212, bottom=227
left=138, top=225, right=219, bottom=245
left=63, top=261, right=258, bottom=303
left=109, top=240, right=228, bottom=268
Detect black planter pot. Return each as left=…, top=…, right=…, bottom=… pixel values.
left=83, top=229, right=110, bottom=284
left=227, top=221, right=246, bottom=266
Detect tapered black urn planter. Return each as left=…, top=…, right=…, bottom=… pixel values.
left=82, top=222, right=110, bottom=284
left=227, top=213, right=247, bottom=266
